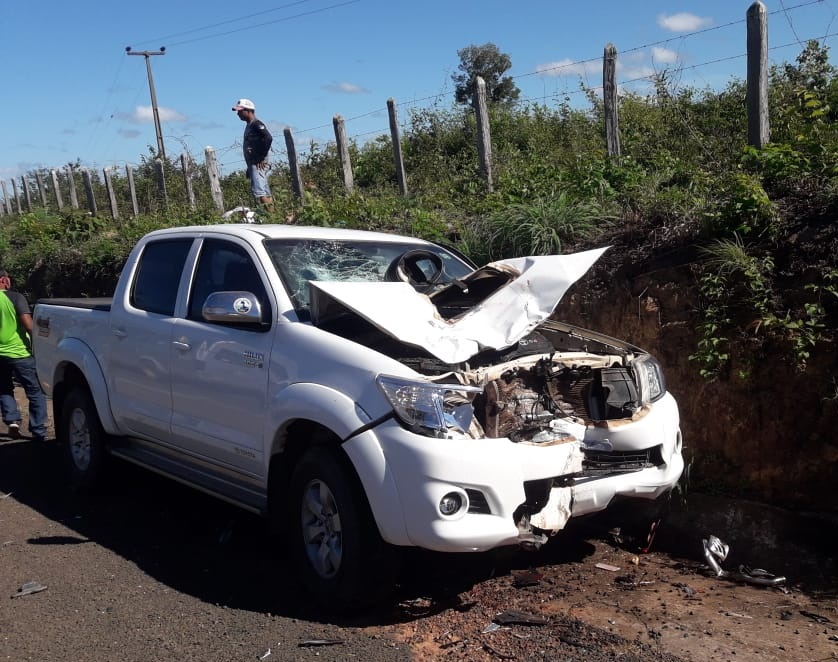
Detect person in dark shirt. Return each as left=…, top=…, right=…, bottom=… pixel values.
left=232, top=98, right=274, bottom=213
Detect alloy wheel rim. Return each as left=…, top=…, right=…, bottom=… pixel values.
left=68, top=407, right=91, bottom=471
left=300, top=478, right=342, bottom=578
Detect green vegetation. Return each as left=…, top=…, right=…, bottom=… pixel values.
left=452, top=43, right=521, bottom=106
left=2, top=41, right=836, bottom=380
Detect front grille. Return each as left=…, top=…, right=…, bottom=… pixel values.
left=581, top=444, right=664, bottom=476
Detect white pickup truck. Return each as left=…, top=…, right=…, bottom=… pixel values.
left=33, top=224, right=683, bottom=606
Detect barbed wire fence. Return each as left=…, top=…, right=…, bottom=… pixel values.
left=0, top=0, right=834, bottom=220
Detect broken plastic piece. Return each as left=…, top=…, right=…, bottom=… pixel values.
left=11, top=581, right=47, bottom=598
left=517, top=530, right=548, bottom=550
left=595, top=562, right=621, bottom=572
left=258, top=648, right=271, bottom=660
left=482, top=622, right=502, bottom=633
left=492, top=609, right=549, bottom=626
left=298, top=639, right=343, bottom=647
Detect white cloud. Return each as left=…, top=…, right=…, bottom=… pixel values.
left=652, top=47, right=679, bottom=64
left=322, top=81, right=370, bottom=94
left=535, top=58, right=600, bottom=78
left=535, top=53, right=661, bottom=83
left=658, top=12, right=713, bottom=32
left=127, top=105, right=186, bottom=123
left=620, top=64, right=656, bottom=80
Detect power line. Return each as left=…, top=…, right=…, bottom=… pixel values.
left=516, top=30, right=838, bottom=105
left=83, top=57, right=128, bottom=156
left=28, top=0, right=835, bottom=177
left=165, top=0, right=361, bottom=48
left=515, top=0, right=825, bottom=81
left=294, top=0, right=828, bottom=142
left=133, top=0, right=315, bottom=46
left=778, top=0, right=806, bottom=46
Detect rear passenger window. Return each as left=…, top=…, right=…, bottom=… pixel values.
left=131, top=239, right=192, bottom=315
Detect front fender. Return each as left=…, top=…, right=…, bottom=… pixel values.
left=269, top=382, right=373, bottom=441
left=269, top=383, right=409, bottom=544
left=53, top=337, right=119, bottom=435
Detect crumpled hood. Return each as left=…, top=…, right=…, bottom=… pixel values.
left=309, top=246, right=609, bottom=364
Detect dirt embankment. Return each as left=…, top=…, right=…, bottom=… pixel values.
left=559, top=209, right=838, bottom=514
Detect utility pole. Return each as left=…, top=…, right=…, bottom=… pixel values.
left=125, top=46, right=167, bottom=159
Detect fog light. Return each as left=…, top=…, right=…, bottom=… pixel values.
left=438, top=492, right=464, bottom=516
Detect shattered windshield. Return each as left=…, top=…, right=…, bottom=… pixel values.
left=264, top=238, right=474, bottom=319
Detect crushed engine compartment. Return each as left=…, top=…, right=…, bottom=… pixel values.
left=474, top=357, right=641, bottom=443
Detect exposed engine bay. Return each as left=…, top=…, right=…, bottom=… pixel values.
left=457, top=345, right=641, bottom=444
left=303, top=246, right=675, bottom=547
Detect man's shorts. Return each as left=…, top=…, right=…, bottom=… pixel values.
left=247, top=164, right=272, bottom=198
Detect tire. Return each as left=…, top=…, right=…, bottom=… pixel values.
left=60, top=387, right=107, bottom=492
left=287, top=446, right=398, bottom=610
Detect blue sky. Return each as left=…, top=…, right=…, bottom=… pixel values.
left=1, top=0, right=836, bottom=182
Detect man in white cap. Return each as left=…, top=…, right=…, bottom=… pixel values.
left=232, top=98, right=274, bottom=213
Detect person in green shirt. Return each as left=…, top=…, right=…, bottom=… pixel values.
left=0, top=270, right=46, bottom=442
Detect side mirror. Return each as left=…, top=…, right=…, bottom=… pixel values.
left=202, top=291, right=264, bottom=324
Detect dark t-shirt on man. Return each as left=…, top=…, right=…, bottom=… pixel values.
left=243, top=119, right=272, bottom=166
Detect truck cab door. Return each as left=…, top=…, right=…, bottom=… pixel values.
left=107, top=237, right=194, bottom=439
left=170, top=238, right=274, bottom=480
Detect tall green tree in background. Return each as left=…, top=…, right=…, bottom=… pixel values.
left=452, top=43, right=521, bottom=106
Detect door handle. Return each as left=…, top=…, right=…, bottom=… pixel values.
left=172, top=340, right=191, bottom=351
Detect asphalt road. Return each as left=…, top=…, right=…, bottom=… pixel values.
left=2, top=393, right=836, bottom=662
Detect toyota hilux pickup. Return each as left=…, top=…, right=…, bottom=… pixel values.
left=32, top=224, right=683, bottom=606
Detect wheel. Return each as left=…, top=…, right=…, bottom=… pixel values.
left=385, top=249, right=444, bottom=293
left=60, top=387, right=107, bottom=492
left=287, top=446, right=398, bottom=609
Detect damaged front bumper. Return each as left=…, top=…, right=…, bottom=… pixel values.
left=343, top=391, right=683, bottom=553
left=572, top=391, right=683, bottom=517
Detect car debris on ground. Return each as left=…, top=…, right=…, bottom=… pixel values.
left=11, top=581, right=47, bottom=598
left=298, top=639, right=344, bottom=647
left=702, top=535, right=787, bottom=586
left=492, top=609, right=550, bottom=626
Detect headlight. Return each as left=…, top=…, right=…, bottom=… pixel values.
left=376, top=375, right=483, bottom=437
left=632, top=354, right=667, bottom=403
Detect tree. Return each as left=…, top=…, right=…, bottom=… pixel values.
left=781, top=39, right=835, bottom=92
left=452, top=43, right=520, bottom=106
